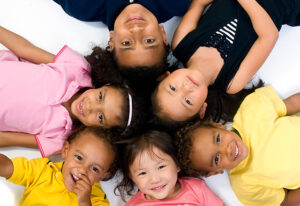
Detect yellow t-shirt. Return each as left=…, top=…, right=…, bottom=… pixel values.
left=229, top=86, right=300, bottom=206
left=8, top=157, right=109, bottom=206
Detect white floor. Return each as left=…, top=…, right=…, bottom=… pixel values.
left=0, top=0, right=300, bottom=205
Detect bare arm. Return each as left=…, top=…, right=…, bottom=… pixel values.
left=0, top=26, right=55, bottom=64
left=0, top=131, right=38, bottom=148
left=283, top=93, right=300, bottom=115
left=171, top=0, right=213, bottom=50
left=0, top=154, right=14, bottom=179
left=227, top=0, right=278, bottom=94
left=282, top=188, right=300, bottom=206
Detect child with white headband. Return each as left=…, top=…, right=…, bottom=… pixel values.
left=0, top=26, right=146, bottom=157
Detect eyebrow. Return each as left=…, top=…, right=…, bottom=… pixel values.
left=120, top=44, right=159, bottom=51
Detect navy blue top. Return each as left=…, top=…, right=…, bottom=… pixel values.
left=173, top=0, right=299, bottom=91
left=53, top=0, right=190, bottom=30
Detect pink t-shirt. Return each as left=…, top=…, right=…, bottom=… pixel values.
left=0, top=46, right=92, bottom=157
left=126, top=177, right=223, bottom=206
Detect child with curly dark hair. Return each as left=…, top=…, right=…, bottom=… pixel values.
left=176, top=86, right=300, bottom=205
left=116, top=130, right=224, bottom=205
left=0, top=126, right=118, bottom=206
left=0, top=26, right=146, bottom=157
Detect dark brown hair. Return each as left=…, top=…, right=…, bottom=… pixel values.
left=115, top=130, right=179, bottom=202
left=67, top=125, right=119, bottom=180
left=175, top=120, right=218, bottom=177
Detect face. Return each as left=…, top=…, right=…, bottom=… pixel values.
left=189, top=125, right=248, bottom=175
left=156, top=69, right=208, bottom=121
left=110, top=4, right=168, bottom=68
left=61, top=132, right=115, bottom=192
left=129, top=146, right=180, bottom=200
left=71, top=86, right=124, bottom=128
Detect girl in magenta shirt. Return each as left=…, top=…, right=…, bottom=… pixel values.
left=0, top=26, right=145, bottom=157
left=116, top=130, right=224, bottom=205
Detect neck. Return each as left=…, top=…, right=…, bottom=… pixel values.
left=187, top=47, right=224, bottom=86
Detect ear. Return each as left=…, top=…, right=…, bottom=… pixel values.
left=156, top=71, right=170, bottom=82
left=209, top=120, right=226, bottom=129
left=159, top=25, right=168, bottom=46
left=177, top=166, right=181, bottom=173
left=109, top=31, right=114, bottom=51
left=199, top=102, right=208, bottom=119
left=204, top=170, right=224, bottom=178
left=61, top=141, right=70, bottom=159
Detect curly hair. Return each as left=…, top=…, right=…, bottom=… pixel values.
left=66, top=125, right=119, bottom=180
left=151, top=79, right=264, bottom=129
left=115, top=130, right=179, bottom=202
left=84, top=46, right=148, bottom=137
left=175, top=120, right=218, bottom=177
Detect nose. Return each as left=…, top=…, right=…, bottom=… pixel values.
left=149, top=171, right=160, bottom=184
left=76, top=166, right=88, bottom=177
left=181, top=80, right=193, bottom=92
left=221, top=142, right=234, bottom=160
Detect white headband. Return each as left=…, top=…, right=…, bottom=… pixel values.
left=127, top=94, right=133, bottom=127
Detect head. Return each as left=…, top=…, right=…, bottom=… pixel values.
left=109, top=4, right=169, bottom=82
left=116, top=130, right=180, bottom=201
left=71, top=85, right=129, bottom=129
left=61, top=126, right=118, bottom=192
left=176, top=120, right=248, bottom=177
left=152, top=68, right=208, bottom=125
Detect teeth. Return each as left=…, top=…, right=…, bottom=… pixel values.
left=235, top=145, right=239, bottom=158
left=72, top=174, right=79, bottom=181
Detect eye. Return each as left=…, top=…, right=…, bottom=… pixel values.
left=99, top=92, right=103, bottom=101
left=216, top=134, right=221, bottom=144
left=169, top=85, right=176, bottom=91
left=138, top=171, right=146, bottom=176
left=91, top=166, right=99, bottom=173
left=98, top=113, right=103, bottom=123
left=144, top=38, right=155, bottom=43
left=185, top=98, right=192, bottom=105
left=158, top=165, right=166, bottom=170
left=122, top=40, right=132, bottom=46
left=215, top=154, right=220, bottom=165
left=75, top=155, right=83, bottom=161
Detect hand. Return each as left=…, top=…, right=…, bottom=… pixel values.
left=73, top=173, right=92, bottom=206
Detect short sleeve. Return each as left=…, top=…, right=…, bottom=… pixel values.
left=231, top=181, right=285, bottom=206
left=192, top=178, right=223, bottom=205
left=90, top=183, right=110, bottom=206
left=53, top=45, right=91, bottom=73
left=233, top=86, right=286, bottom=133
left=8, top=157, right=49, bottom=186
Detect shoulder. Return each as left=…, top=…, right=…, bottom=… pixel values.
left=126, top=191, right=145, bottom=206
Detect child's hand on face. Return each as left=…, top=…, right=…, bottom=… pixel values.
left=74, top=173, right=92, bottom=206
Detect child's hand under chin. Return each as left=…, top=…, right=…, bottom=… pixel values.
left=73, top=173, right=92, bottom=206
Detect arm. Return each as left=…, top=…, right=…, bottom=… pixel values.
left=281, top=188, right=300, bottom=206
left=0, top=131, right=38, bottom=148
left=0, top=26, right=55, bottom=64
left=227, top=0, right=279, bottom=94
left=283, top=93, right=300, bottom=115
left=171, top=0, right=213, bottom=50
left=0, top=154, right=14, bottom=179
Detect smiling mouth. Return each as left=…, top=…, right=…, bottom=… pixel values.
left=234, top=144, right=239, bottom=160
left=77, top=100, right=84, bottom=115
left=71, top=174, right=79, bottom=183
left=188, top=76, right=199, bottom=87
left=151, top=184, right=166, bottom=192
left=126, top=16, right=145, bottom=23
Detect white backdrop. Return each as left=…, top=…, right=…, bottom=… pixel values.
left=1, top=0, right=300, bottom=205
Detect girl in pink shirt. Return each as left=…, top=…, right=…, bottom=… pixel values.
left=116, top=130, right=224, bottom=206
left=0, top=26, right=146, bottom=157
